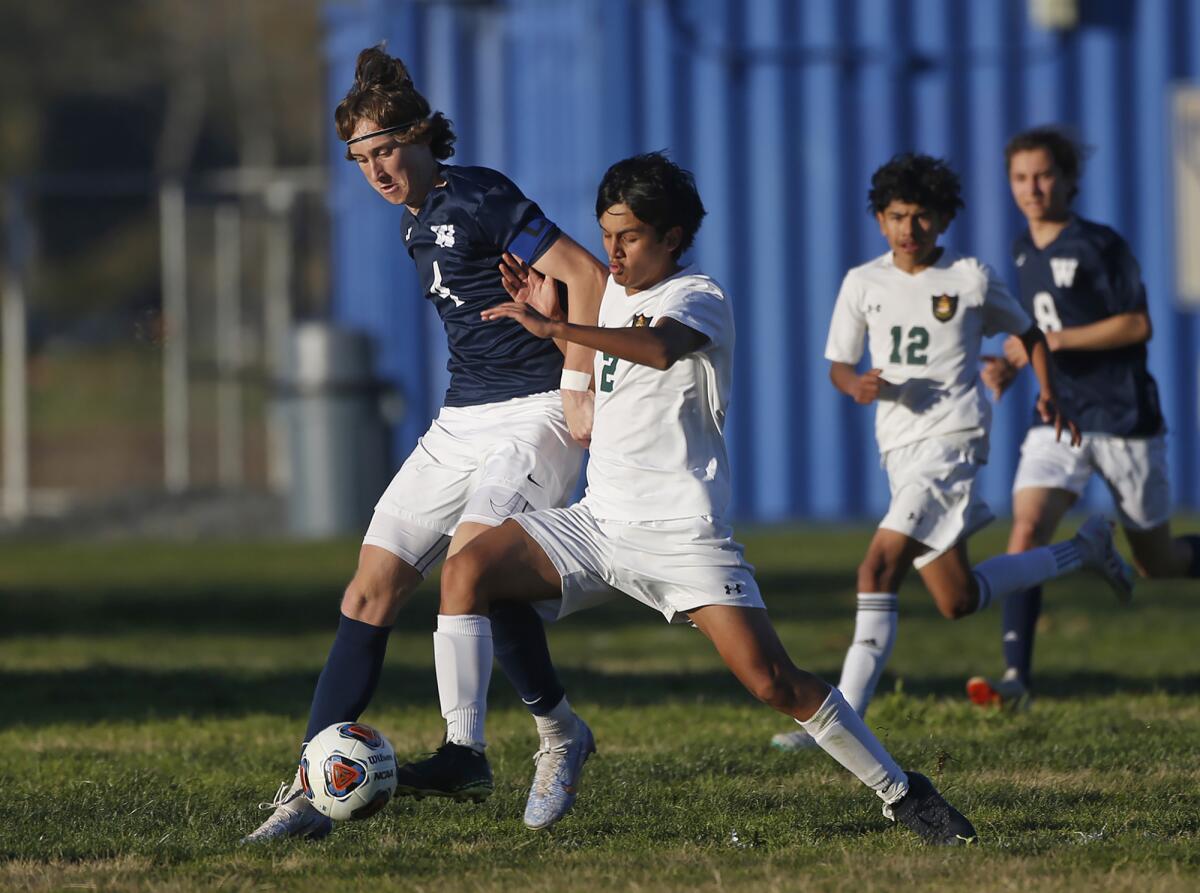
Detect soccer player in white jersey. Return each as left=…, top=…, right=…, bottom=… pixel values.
left=394, top=151, right=978, bottom=845
left=771, top=154, right=1133, bottom=753
left=966, top=127, right=1200, bottom=709
left=243, top=47, right=606, bottom=842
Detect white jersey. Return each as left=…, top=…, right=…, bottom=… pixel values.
left=825, top=249, right=1032, bottom=454
left=584, top=267, right=734, bottom=522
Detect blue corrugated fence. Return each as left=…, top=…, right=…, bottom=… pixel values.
left=325, top=0, right=1200, bottom=521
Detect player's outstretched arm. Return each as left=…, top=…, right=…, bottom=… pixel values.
left=1044, top=310, right=1152, bottom=352
left=481, top=303, right=707, bottom=370
left=829, top=362, right=890, bottom=405
left=521, top=234, right=606, bottom=446
left=1019, top=324, right=1082, bottom=446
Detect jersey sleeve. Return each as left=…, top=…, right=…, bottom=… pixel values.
left=824, top=274, right=866, bottom=364
left=1100, top=237, right=1148, bottom=315
left=981, top=263, right=1033, bottom=336
left=657, top=284, right=731, bottom=351
left=475, top=178, right=561, bottom=264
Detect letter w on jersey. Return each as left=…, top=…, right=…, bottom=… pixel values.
left=1050, top=257, right=1078, bottom=288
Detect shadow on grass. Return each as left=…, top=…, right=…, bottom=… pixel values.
left=2, top=662, right=1196, bottom=730
left=0, top=570, right=876, bottom=638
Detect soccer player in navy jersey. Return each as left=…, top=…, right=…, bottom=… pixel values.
left=967, top=126, right=1200, bottom=709
left=243, top=46, right=607, bottom=842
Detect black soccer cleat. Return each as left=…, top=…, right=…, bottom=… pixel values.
left=885, top=771, right=977, bottom=846
left=393, top=742, right=494, bottom=803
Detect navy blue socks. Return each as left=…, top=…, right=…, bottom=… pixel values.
left=1001, top=585, right=1042, bottom=687
left=490, top=599, right=565, bottom=717
left=304, top=613, right=393, bottom=742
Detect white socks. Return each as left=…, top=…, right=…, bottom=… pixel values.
left=433, top=614, right=493, bottom=751
left=972, top=540, right=1081, bottom=612
left=800, top=687, right=909, bottom=804
left=533, top=696, right=578, bottom=746
left=837, top=593, right=898, bottom=716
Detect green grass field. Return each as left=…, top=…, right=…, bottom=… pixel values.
left=2, top=524, right=1198, bottom=892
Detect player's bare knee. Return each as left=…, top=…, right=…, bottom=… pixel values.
left=933, top=590, right=974, bottom=620
left=1010, top=517, right=1055, bottom=552
left=857, top=556, right=902, bottom=593
left=342, top=568, right=415, bottom=619
left=439, top=551, right=489, bottom=615
left=744, top=665, right=798, bottom=713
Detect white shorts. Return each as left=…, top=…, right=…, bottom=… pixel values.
left=363, top=391, right=582, bottom=576
left=1012, top=427, right=1170, bottom=531
left=879, top=430, right=995, bottom=569
left=513, top=501, right=764, bottom=624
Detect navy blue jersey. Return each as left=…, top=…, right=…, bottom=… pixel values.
left=1013, top=217, right=1163, bottom=436
left=402, top=165, right=563, bottom=407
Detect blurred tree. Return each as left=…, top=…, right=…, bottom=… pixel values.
left=0, top=0, right=327, bottom=336
left=0, top=0, right=324, bottom=178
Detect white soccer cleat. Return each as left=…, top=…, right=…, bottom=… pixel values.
left=770, top=727, right=818, bottom=752
left=241, top=771, right=333, bottom=843
left=1073, top=513, right=1135, bottom=605
left=523, top=718, right=596, bottom=830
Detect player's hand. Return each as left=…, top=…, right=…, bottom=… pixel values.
left=851, top=369, right=891, bottom=404
left=499, top=252, right=564, bottom=321
left=1002, top=334, right=1029, bottom=368
left=481, top=300, right=559, bottom=339
left=561, top=387, right=594, bottom=447
left=980, top=355, right=1018, bottom=400
left=1037, top=390, right=1082, bottom=447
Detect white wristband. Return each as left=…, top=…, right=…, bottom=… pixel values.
left=560, top=369, right=592, bottom=391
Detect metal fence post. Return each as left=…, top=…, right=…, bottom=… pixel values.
left=159, top=180, right=189, bottom=494
left=2, top=183, right=30, bottom=521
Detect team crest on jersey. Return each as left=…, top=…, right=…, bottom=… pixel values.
left=931, top=293, right=958, bottom=322
left=632, top=314, right=653, bottom=327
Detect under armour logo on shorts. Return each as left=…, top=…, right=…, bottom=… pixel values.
left=724, top=583, right=744, bottom=595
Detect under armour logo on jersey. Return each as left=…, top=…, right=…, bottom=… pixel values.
left=1050, top=257, right=1079, bottom=288
left=432, top=224, right=456, bottom=248
left=1015, top=252, right=1026, bottom=268
left=907, top=512, right=925, bottom=524
left=724, top=583, right=745, bottom=595
left=866, top=303, right=883, bottom=314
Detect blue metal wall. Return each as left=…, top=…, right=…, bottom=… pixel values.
left=325, top=0, right=1200, bottom=521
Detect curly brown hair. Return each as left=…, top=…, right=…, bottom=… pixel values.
left=335, top=46, right=456, bottom=161
left=1004, top=126, right=1088, bottom=201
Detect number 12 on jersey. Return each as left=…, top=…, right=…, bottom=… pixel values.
left=888, top=325, right=929, bottom=365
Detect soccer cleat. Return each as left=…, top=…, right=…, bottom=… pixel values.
left=966, top=673, right=1031, bottom=711
left=524, top=718, right=596, bottom=831
left=884, top=771, right=977, bottom=846
left=770, top=727, right=818, bottom=752
left=240, top=772, right=333, bottom=843
left=1073, top=513, right=1135, bottom=604
left=393, top=741, right=494, bottom=802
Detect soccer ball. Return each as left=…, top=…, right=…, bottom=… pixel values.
left=301, top=722, right=397, bottom=821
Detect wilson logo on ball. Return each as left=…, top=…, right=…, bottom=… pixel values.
left=323, top=755, right=368, bottom=799
left=337, top=723, right=384, bottom=748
